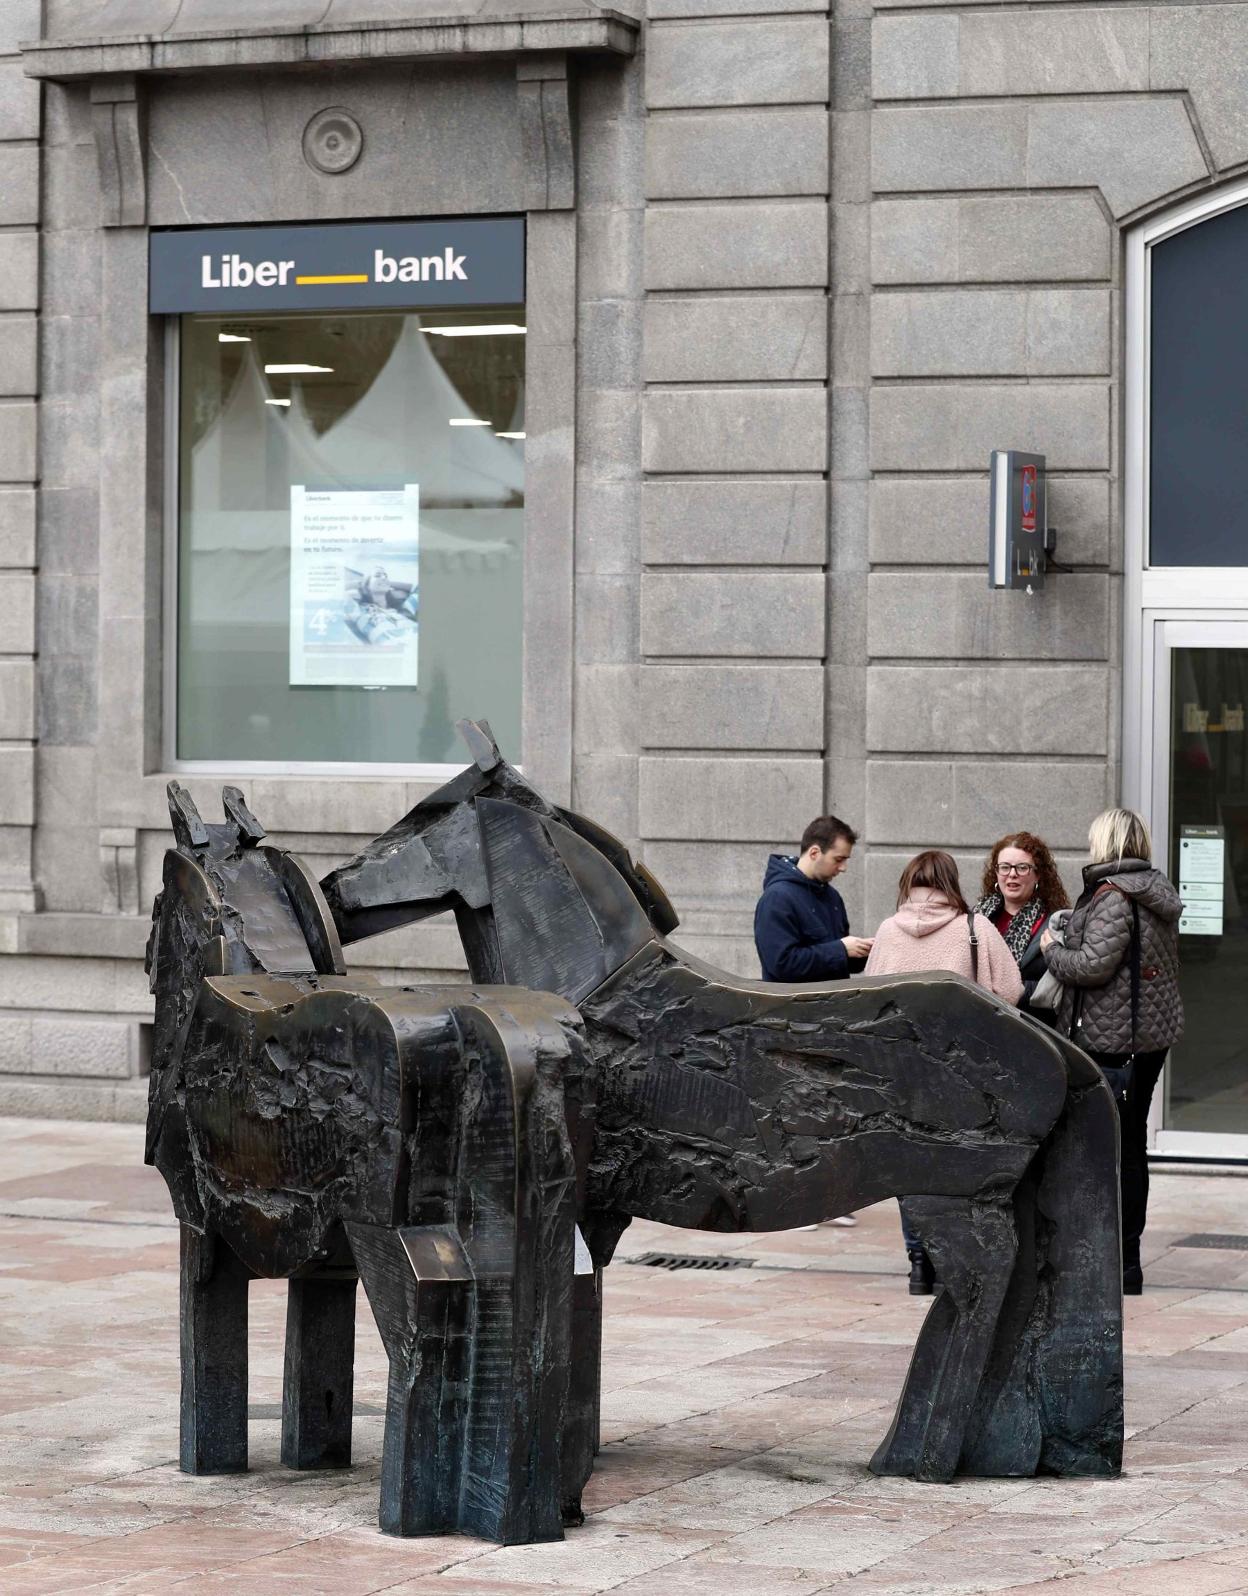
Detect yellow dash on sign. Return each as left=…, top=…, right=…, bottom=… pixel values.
left=295, top=274, right=369, bottom=285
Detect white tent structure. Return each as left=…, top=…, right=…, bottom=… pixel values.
left=184, top=323, right=522, bottom=617
left=312, top=317, right=524, bottom=506
left=188, top=317, right=523, bottom=510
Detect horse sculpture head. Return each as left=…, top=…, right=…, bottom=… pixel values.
left=320, top=720, right=678, bottom=1000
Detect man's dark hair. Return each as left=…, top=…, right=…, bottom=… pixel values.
left=799, top=815, right=857, bottom=855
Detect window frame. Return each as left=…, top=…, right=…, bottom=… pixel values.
left=1124, top=179, right=1248, bottom=820
left=161, top=315, right=524, bottom=780
left=1124, top=182, right=1248, bottom=1164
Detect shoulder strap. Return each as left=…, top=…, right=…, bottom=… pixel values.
left=967, top=909, right=979, bottom=984
left=1128, top=899, right=1141, bottom=1056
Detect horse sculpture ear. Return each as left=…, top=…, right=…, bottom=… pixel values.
left=457, top=718, right=503, bottom=774
left=222, top=786, right=266, bottom=846
left=167, top=781, right=210, bottom=851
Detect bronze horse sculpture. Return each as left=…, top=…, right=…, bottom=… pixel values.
left=323, top=724, right=1124, bottom=1481
left=146, top=722, right=1123, bottom=1546
left=145, top=780, right=595, bottom=1543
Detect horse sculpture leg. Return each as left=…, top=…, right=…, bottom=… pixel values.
left=561, top=1262, right=603, bottom=1525
left=347, top=1223, right=472, bottom=1536
left=961, top=1063, right=1125, bottom=1477
left=179, top=1225, right=250, bottom=1474
left=1028, top=1070, right=1124, bottom=1473
left=343, top=995, right=579, bottom=1542
left=281, top=1274, right=357, bottom=1469
left=870, top=1196, right=1017, bottom=1482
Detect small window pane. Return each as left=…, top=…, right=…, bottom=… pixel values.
left=1151, top=205, right=1248, bottom=567
left=176, top=306, right=525, bottom=764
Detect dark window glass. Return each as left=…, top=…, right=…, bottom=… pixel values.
left=1151, top=205, right=1248, bottom=566
left=1168, top=646, right=1248, bottom=1133
left=176, top=306, right=525, bottom=765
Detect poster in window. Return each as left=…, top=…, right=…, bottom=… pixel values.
left=289, top=484, right=420, bottom=688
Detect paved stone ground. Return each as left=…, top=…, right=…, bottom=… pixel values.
left=3, top=1119, right=1248, bottom=1594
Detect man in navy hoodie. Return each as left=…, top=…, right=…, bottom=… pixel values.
left=754, top=815, right=872, bottom=982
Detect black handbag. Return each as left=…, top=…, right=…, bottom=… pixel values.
left=968, top=910, right=979, bottom=983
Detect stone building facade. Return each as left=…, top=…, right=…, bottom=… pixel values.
left=0, top=0, right=1243, bottom=1145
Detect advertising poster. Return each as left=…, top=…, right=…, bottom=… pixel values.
left=289, top=484, right=420, bottom=688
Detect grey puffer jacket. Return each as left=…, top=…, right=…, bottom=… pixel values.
left=1044, top=859, right=1184, bottom=1054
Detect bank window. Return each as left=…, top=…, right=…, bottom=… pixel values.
left=173, top=306, right=525, bottom=767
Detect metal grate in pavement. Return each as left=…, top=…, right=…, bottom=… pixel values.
left=625, top=1251, right=755, bottom=1271
left=1174, top=1233, right=1248, bottom=1250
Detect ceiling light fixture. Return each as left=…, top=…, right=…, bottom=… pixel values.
left=265, top=398, right=292, bottom=407
left=424, top=324, right=527, bottom=338
left=496, top=431, right=526, bottom=439
left=218, top=332, right=251, bottom=343
left=449, top=418, right=491, bottom=427
left=264, top=363, right=334, bottom=374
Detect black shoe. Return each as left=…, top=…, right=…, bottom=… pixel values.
left=1122, top=1266, right=1143, bottom=1296
left=908, top=1248, right=935, bottom=1295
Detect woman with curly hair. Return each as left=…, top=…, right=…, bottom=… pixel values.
left=975, top=832, right=1070, bottom=1012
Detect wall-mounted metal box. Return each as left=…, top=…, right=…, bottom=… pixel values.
left=989, top=450, right=1046, bottom=591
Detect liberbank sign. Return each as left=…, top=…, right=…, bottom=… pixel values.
left=149, top=218, right=524, bottom=313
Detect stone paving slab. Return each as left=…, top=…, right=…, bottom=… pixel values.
left=2, top=1117, right=1248, bottom=1594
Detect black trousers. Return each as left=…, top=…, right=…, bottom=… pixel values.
left=1085, top=1048, right=1167, bottom=1274
left=899, top=1199, right=920, bottom=1254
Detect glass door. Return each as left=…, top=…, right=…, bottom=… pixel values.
left=1150, top=618, right=1248, bottom=1158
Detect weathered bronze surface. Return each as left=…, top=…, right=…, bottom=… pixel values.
left=147, top=728, right=1123, bottom=1545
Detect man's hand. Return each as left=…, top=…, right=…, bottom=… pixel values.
left=842, top=936, right=873, bottom=960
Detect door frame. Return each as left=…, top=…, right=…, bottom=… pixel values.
left=1141, top=617, right=1248, bottom=1159
left=1125, top=182, right=1248, bottom=1161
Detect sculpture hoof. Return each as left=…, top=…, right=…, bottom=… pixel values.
left=561, top=1497, right=585, bottom=1528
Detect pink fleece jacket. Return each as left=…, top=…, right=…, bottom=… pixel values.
left=864, top=888, right=1023, bottom=1003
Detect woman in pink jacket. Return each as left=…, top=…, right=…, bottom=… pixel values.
left=865, top=850, right=1023, bottom=1293
left=866, top=850, right=1024, bottom=1001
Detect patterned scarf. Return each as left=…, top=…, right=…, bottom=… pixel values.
left=975, top=888, right=1045, bottom=964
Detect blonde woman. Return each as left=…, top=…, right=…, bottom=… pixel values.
left=1041, top=808, right=1183, bottom=1294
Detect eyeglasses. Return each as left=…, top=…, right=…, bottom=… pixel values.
left=997, top=862, right=1034, bottom=877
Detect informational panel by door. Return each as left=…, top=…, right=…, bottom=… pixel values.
left=1178, top=825, right=1225, bottom=936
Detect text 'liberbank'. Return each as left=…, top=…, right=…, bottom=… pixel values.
left=151, top=218, right=524, bottom=313
left=200, top=248, right=469, bottom=290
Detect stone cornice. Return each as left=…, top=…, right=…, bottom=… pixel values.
left=20, top=9, right=639, bottom=80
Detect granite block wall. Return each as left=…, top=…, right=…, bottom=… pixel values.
left=0, top=12, right=38, bottom=926
left=637, top=0, right=833, bottom=971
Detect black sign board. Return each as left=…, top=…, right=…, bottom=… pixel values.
left=150, top=218, right=525, bottom=313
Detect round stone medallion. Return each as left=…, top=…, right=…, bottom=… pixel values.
left=303, top=107, right=364, bottom=175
